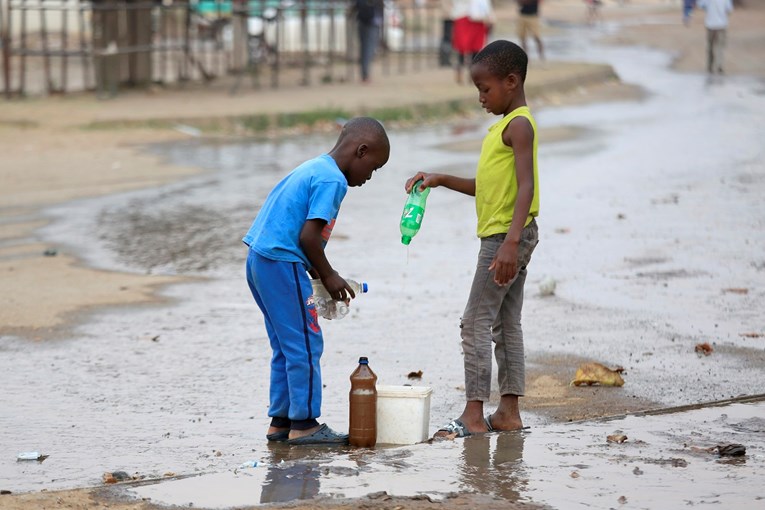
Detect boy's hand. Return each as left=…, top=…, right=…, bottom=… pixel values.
left=404, top=172, right=439, bottom=193
left=488, top=240, right=519, bottom=286
left=321, top=271, right=356, bottom=302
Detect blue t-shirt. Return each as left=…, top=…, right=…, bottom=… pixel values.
left=242, top=154, right=347, bottom=268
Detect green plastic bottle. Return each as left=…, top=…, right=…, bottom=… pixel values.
left=400, top=179, right=430, bottom=245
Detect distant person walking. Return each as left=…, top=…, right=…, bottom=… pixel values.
left=451, top=0, right=494, bottom=84
left=698, top=0, right=733, bottom=74
left=585, top=0, right=603, bottom=26
left=439, top=0, right=455, bottom=67
left=353, top=0, right=384, bottom=83
left=516, top=0, right=544, bottom=62
left=682, top=0, right=697, bottom=26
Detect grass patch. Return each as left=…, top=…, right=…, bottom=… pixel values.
left=81, top=100, right=477, bottom=137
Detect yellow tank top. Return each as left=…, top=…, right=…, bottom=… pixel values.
left=475, top=106, right=540, bottom=238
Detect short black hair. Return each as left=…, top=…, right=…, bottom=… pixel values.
left=342, top=116, right=389, bottom=149
left=472, top=40, right=528, bottom=82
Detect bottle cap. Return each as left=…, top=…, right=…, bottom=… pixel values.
left=401, top=235, right=411, bottom=245
left=359, top=356, right=368, bottom=364
left=362, top=282, right=368, bottom=293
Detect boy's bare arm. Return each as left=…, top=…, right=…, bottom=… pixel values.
left=405, top=172, right=476, bottom=196
left=490, top=116, right=535, bottom=285
left=300, top=219, right=355, bottom=301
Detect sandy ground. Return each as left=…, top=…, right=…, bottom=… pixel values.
left=1, top=0, right=764, bottom=508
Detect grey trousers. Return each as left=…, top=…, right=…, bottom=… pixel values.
left=460, top=220, right=539, bottom=401
left=707, top=28, right=727, bottom=73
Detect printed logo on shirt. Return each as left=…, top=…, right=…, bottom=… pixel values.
left=321, top=218, right=336, bottom=245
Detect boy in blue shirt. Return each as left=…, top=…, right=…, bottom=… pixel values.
left=243, top=117, right=390, bottom=446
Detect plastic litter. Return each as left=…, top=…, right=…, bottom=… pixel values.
left=237, top=460, right=267, bottom=470
left=539, top=276, right=556, bottom=296
left=16, top=452, right=47, bottom=461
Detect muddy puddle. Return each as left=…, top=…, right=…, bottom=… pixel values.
left=127, top=399, right=765, bottom=509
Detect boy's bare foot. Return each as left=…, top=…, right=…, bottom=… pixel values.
left=267, top=426, right=289, bottom=435
left=486, top=411, right=524, bottom=431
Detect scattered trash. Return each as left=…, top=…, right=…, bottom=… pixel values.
left=632, top=466, right=644, bottom=475
left=163, top=472, right=176, bottom=477
left=689, top=443, right=746, bottom=457
left=717, top=444, right=746, bottom=457
left=239, top=461, right=258, bottom=469
left=618, top=495, right=628, bottom=504
left=571, top=362, right=625, bottom=387
left=722, top=287, right=748, bottom=295
left=407, top=370, right=423, bottom=380
left=739, top=332, right=763, bottom=338
left=539, top=276, right=557, bottom=297
left=16, top=452, right=48, bottom=462
left=607, top=433, right=628, bottom=444
left=42, top=248, right=57, bottom=257
left=173, top=124, right=202, bottom=137
left=694, top=342, right=714, bottom=356
left=570, top=471, right=580, bottom=478
left=102, top=471, right=133, bottom=484
left=237, top=460, right=264, bottom=470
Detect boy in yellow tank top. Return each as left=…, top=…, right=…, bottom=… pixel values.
left=405, top=40, right=539, bottom=437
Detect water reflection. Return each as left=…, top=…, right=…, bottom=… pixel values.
left=260, top=442, right=322, bottom=504
left=459, top=431, right=528, bottom=501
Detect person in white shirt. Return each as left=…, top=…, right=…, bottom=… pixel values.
left=698, top=0, right=733, bottom=74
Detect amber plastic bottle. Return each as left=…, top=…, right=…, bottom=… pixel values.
left=349, top=356, right=377, bottom=447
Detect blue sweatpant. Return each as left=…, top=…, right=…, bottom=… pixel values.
left=246, top=249, right=323, bottom=426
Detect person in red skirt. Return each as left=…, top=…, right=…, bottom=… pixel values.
left=451, top=0, right=494, bottom=83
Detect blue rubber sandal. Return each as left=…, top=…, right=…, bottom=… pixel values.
left=266, top=430, right=290, bottom=442
left=287, top=424, right=349, bottom=446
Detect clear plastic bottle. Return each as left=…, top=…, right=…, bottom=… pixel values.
left=400, top=179, right=430, bottom=245
left=349, top=356, right=377, bottom=447
left=310, top=278, right=368, bottom=320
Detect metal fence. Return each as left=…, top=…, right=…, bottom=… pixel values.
left=0, top=0, right=442, bottom=98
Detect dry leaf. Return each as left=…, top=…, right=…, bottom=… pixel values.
left=570, top=471, right=580, bottom=478
left=739, top=332, right=763, bottom=338
left=695, top=342, right=713, bottom=356
left=571, top=362, right=625, bottom=387
left=722, top=288, right=749, bottom=294
left=407, top=370, right=423, bottom=380
left=607, top=434, right=628, bottom=444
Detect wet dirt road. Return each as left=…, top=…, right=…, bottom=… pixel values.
left=128, top=398, right=765, bottom=509
left=2, top=19, right=765, bottom=509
